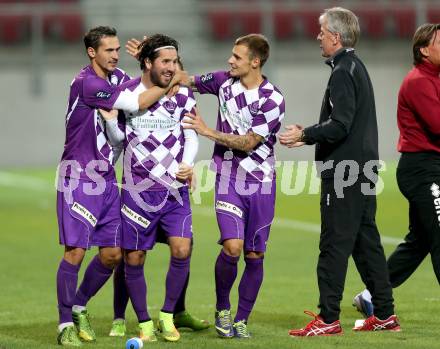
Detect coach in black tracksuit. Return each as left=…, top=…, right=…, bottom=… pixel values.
left=280, top=8, right=396, bottom=328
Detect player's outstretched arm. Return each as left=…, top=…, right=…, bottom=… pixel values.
left=113, top=70, right=189, bottom=114
left=183, top=109, right=262, bottom=152
left=125, top=36, right=147, bottom=61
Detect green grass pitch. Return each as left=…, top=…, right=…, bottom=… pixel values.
left=0, top=163, right=438, bottom=348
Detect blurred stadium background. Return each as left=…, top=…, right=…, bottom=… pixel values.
left=2, top=0, right=439, bottom=167
left=1, top=1, right=440, bottom=348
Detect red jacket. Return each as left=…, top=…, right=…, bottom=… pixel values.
left=397, top=60, right=440, bottom=153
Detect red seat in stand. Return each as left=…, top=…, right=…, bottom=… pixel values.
left=392, top=7, right=416, bottom=38
left=356, top=8, right=386, bottom=38
left=0, top=15, right=29, bottom=43
left=299, top=9, right=321, bottom=38
left=240, top=10, right=262, bottom=34
left=58, top=13, right=83, bottom=42
left=208, top=10, right=234, bottom=40
left=273, top=10, right=295, bottom=39
left=427, top=7, right=440, bottom=23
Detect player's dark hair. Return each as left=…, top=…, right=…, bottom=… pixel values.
left=413, top=23, right=440, bottom=65
left=177, top=56, right=184, bottom=70
left=235, top=33, right=269, bottom=67
left=84, top=26, right=117, bottom=51
left=138, top=34, right=179, bottom=70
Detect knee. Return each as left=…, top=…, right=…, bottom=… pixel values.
left=171, top=245, right=191, bottom=259
left=101, top=253, right=122, bottom=268
left=223, top=244, right=242, bottom=258
left=100, top=249, right=122, bottom=268
left=245, top=251, right=264, bottom=259
left=64, top=247, right=85, bottom=265
left=125, top=250, right=145, bottom=266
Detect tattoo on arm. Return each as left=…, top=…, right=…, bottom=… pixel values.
left=206, top=130, right=263, bottom=152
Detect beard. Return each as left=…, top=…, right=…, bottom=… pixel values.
left=150, top=69, right=172, bottom=88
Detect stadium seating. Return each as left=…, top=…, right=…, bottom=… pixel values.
left=391, top=7, right=416, bottom=38
left=298, top=9, right=321, bottom=38
left=208, top=10, right=234, bottom=40
left=356, top=8, right=386, bottom=38
left=273, top=10, right=296, bottom=39
left=427, top=6, right=440, bottom=23
left=204, top=0, right=433, bottom=41
left=241, top=10, right=262, bottom=34
left=0, top=14, right=29, bottom=44
left=0, top=0, right=83, bottom=44
left=0, top=0, right=436, bottom=44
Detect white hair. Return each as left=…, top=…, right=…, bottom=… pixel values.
left=319, top=7, right=360, bottom=47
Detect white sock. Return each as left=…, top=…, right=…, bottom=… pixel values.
left=72, top=305, right=86, bottom=313
left=58, top=322, right=74, bottom=333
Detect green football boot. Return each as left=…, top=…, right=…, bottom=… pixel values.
left=139, top=320, right=157, bottom=342
left=72, top=310, right=96, bottom=342
left=158, top=311, right=181, bottom=342
left=174, top=310, right=210, bottom=331
left=109, top=319, right=126, bottom=337
left=214, top=309, right=234, bottom=338
left=233, top=320, right=251, bottom=338
left=57, top=325, right=82, bottom=346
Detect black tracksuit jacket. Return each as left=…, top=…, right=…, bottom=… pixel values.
left=303, top=48, right=379, bottom=179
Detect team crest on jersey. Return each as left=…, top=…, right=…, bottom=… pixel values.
left=200, top=73, right=213, bottom=83
left=110, top=74, right=119, bottom=85
left=249, top=101, right=259, bottom=115
left=163, top=100, right=177, bottom=114
left=96, top=91, right=111, bottom=99
left=223, top=86, right=232, bottom=100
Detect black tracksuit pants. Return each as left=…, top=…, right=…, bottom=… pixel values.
left=318, top=175, right=394, bottom=323
left=387, top=152, right=440, bottom=287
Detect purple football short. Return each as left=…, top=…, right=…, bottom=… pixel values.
left=57, top=177, right=121, bottom=249
left=120, top=187, right=192, bottom=251
left=214, top=176, right=276, bottom=252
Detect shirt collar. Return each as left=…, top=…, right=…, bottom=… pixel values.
left=325, top=47, right=355, bottom=68
left=417, top=59, right=440, bottom=76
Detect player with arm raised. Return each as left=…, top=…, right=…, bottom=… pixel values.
left=107, top=55, right=209, bottom=338
left=101, top=34, right=202, bottom=343
left=55, top=26, right=183, bottom=347
left=183, top=34, right=285, bottom=338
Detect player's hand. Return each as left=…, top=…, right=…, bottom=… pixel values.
left=187, top=171, right=197, bottom=193
left=279, top=124, right=304, bottom=147
left=285, top=141, right=306, bottom=148
left=98, top=109, right=118, bottom=121
left=125, top=36, right=147, bottom=61
left=176, top=162, right=193, bottom=182
left=171, top=70, right=190, bottom=87
left=183, top=108, right=210, bottom=136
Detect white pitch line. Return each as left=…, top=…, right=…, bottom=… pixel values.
left=193, top=205, right=403, bottom=245
left=0, top=171, right=403, bottom=246
left=0, top=171, right=54, bottom=192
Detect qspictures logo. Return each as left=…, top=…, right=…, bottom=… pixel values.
left=430, top=183, right=440, bottom=226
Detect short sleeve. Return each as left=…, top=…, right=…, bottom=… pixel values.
left=82, top=76, right=121, bottom=110
left=194, top=71, right=230, bottom=95
left=251, top=90, right=285, bottom=138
